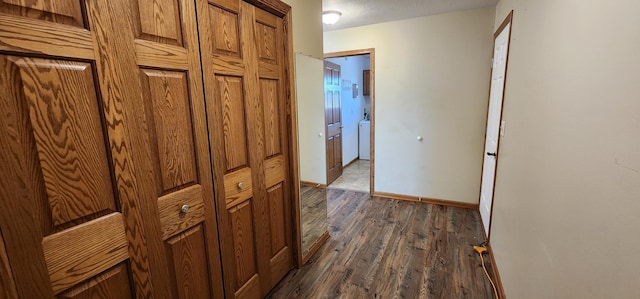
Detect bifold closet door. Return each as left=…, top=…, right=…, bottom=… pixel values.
left=196, top=0, right=294, bottom=297
left=0, top=0, right=223, bottom=297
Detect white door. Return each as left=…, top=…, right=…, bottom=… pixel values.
left=480, top=19, right=512, bottom=237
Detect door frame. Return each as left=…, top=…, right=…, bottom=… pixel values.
left=477, top=11, right=514, bottom=241
left=324, top=49, right=376, bottom=195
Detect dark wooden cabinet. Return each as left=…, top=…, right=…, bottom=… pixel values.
left=363, top=70, right=371, bottom=96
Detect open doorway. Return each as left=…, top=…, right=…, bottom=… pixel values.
left=324, top=49, right=375, bottom=195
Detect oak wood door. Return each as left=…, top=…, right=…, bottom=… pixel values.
left=324, top=61, right=343, bottom=184
left=0, top=0, right=223, bottom=297
left=196, top=0, right=295, bottom=297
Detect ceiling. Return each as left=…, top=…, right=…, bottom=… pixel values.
left=322, top=0, right=498, bottom=31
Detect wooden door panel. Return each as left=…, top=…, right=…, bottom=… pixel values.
left=157, top=185, right=206, bottom=240
left=130, top=0, right=225, bottom=297
left=325, top=90, right=333, bottom=125
left=261, top=79, right=281, bottom=157
left=58, top=263, right=134, bottom=299
left=0, top=53, right=135, bottom=297
left=131, top=0, right=183, bottom=46
left=230, top=201, right=259, bottom=290
left=216, top=75, right=250, bottom=171
left=139, top=69, right=197, bottom=192
left=0, top=229, right=18, bottom=298
left=166, top=224, right=211, bottom=299
left=0, top=13, right=94, bottom=60
left=255, top=6, right=293, bottom=292
left=209, top=2, right=241, bottom=57
left=267, top=183, right=286, bottom=255
left=324, top=61, right=342, bottom=184
left=0, top=0, right=85, bottom=28
left=7, top=57, right=116, bottom=229
left=333, top=90, right=341, bottom=123
left=199, top=0, right=293, bottom=297
left=42, top=213, right=128, bottom=294
left=1, top=0, right=223, bottom=297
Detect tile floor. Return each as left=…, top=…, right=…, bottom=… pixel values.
left=328, top=159, right=370, bottom=193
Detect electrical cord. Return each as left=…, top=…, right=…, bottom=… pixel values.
left=473, top=245, right=499, bottom=299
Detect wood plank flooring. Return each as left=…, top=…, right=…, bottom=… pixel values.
left=301, top=185, right=328, bottom=256
left=268, top=189, right=497, bottom=298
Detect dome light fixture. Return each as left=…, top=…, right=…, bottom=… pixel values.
left=322, top=10, right=342, bottom=25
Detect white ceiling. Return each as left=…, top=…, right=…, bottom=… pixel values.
left=322, top=0, right=498, bottom=31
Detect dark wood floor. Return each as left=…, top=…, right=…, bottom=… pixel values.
left=268, top=189, right=497, bottom=298
left=300, top=185, right=328, bottom=256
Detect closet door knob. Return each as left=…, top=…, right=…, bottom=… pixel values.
left=181, top=204, right=190, bottom=214
left=237, top=182, right=244, bottom=190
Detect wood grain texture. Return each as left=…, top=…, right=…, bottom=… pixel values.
left=300, top=185, right=328, bottom=257
left=240, top=3, right=274, bottom=294
left=197, top=0, right=246, bottom=295
left=267, top=189, right=498, bottom=298
left=10, top=57, right=116, bottom=228
left=362, top=69, right=371, bottom=96
left=158, top=0, right=225, bottom=296
left=131, top=0, right=183, bottom=46
left=230, top=200, right=258, bottom=288
left=58, top=263, right=133, bottom=299
left=0, top=54, right=62, bottom=298
left=0, top=0, right=85, bottom=27
left=282, top=9, right=302, bottom=268
left=255, top=22, right=276, bottom=63
left=246, top=0, right=289, bottom=18
left=217, top=75, right=250, bottom=171
left=0, top=229, right=18, bottom=299
left=134, top=39, right=189, bottom=70
left=86, top=0, right=171, bottom=296
left=0, top=13, right=94, bottom=61
left=157, top=185, right=206, bottom=240
left=261, top=79, right=281, bottom=157
left=263, top=155, right=285, bottom=189
left=267, top=183, right=286, bottom=255
left=198, top=0, right=295, bottom=297
left=42, top=213, right=128, bottom=295
left=209, top=4, right=241, bottom=57
left=224, top=167, right=254, bottom=209
left=324, top=61, right=343, bottom=185
left=140, top=69, right=197, bottom=192
left=166, top=225, right=211, bottom=299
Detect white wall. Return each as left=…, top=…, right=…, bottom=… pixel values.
left=284, top=0, right=326, bottom=184
left=295, top=54, right=326, bottom=184
left=284, top=0, right=323, bottom=58
left=324, top=8, right=495, bottom=203
left=490, top=0, right=640, bottom=297
left=325, top=55, right=370, bottom=164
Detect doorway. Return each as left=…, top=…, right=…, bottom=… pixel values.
left=479, top=12, right=513, bottom=239
left=324, top=49, right=375, bottom=195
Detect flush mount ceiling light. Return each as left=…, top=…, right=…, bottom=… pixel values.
left=322, top=10, right=342, bottom=25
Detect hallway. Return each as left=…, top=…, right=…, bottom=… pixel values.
left=268, top=189, right=497, bottom=298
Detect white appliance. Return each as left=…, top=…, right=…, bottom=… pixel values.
left=359, top=120, right=370, bottom=160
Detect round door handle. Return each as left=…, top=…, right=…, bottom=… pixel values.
left=181, top=204, right=190, bottom=214
left=237, top=182, right=244, bottom=190
left=487, top=152, right=497, bottom=156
